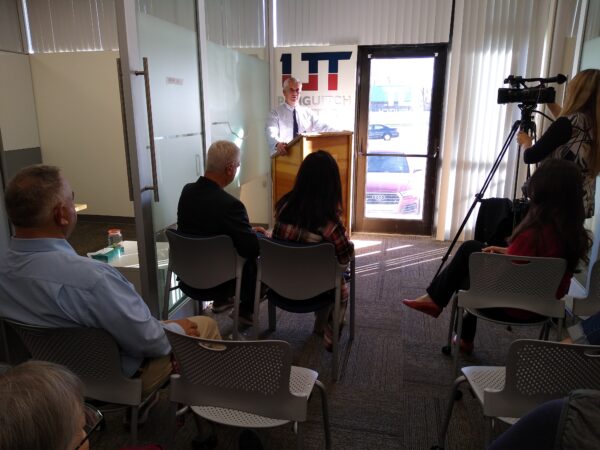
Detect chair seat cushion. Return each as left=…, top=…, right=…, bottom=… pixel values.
left=467, top=307, right=547, bottom=325
left=268, top=289, right=333, bottom=313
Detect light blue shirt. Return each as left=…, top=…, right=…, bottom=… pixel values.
left=0, top=238, right=182, bottom=376
left=266, top=103, right=335, bottom=156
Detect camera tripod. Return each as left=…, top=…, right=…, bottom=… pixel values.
left=433, top=104, right=537, bottom=278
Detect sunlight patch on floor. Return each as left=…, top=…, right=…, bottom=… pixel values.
left=352, top=239, right=382, bottom=250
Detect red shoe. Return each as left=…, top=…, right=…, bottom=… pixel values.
left=402, top=299, right=442, bottom=318
left=452, top=334, right=474, bottom=355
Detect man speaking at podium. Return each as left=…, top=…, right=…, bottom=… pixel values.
left=266, top=76, right=335, bottom=158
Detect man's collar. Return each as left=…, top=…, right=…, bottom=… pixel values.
left=10, top=237, right=76, bottom=254
left=284, top=102, right=296, bottom=112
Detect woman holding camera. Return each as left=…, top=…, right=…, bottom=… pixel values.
left=403, top=159, right=591, bottom=353
left=518, top=69, right=600, bottom=218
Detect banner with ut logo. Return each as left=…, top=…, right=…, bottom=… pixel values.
left=273, top=45, right=357, bottom=131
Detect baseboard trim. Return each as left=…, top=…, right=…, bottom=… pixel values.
left=77, top=214, right=135, bottom=224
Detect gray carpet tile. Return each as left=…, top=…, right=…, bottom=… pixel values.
left=70, top=231, right=542, bottom=449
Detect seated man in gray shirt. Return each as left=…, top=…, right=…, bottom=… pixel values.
left=0, top=165, right=221, bottom=399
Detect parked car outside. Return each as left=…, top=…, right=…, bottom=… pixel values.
left=365, top=155, right=420, bottom=216
left=368, top=124, right=400, bottom=141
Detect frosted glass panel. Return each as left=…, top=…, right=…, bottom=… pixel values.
left=137, top=12, right=203, bottom=232
left=205, top=42, right=270, bottom=223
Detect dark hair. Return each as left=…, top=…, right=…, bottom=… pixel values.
left=275, top=150, right=343, bottom=231
left=511, top=158, right=591, bottom=271
left=5, top=164, right=64, bottom=228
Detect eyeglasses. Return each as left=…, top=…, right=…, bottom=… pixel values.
left=74, top=404, right=104, bottom=450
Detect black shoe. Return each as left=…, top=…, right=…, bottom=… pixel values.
left=239, top=429, right=263, bottom=450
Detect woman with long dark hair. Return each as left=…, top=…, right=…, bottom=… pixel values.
left=403, top=159, right=591, bottom=353
left=519, top=69, right=600, bottom=218
left=272, top=150, right=354, bottom=351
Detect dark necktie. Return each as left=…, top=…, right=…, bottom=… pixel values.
left=293, top=108, right=299, bottom=137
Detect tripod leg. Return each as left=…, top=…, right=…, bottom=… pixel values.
left=433, top=120, right=521, bottom=278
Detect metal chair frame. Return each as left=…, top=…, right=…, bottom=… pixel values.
left=5, top=320, right=155, bottom=444
left=253, top=238, right=355, bottom=381
left=443, top=252, right=568, bottom=375
left=165, top=329, right=331, bottom=449
left=433, top=339, right=600, bottom=449
left=164, top=229, right=245, bottom=338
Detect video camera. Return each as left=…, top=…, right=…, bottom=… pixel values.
left=497, top=74, right=567, bottom=105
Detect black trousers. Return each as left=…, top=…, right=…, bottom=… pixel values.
left=426, top=240, right=484, bottom=342
left=179, top=259, right=257, bottom=314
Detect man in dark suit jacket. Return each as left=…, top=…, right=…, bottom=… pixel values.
left=177, top=140, right=265, bottom=324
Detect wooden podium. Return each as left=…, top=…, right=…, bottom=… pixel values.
left=272, top=131, right=353, bottom=227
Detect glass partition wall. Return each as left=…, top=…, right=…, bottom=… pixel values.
left=116, top=0, right=269, bottom=317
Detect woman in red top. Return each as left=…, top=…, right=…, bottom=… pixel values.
left=403, top=159, right=591, bottom=352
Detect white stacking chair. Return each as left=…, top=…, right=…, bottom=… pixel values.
left=254, top=238, right=355, bottom=381
left=572, top=259, right=600, bottom=317
left=442, top=252, right=567, bottom=375
left=165, top=329, right=332, bottom=449
left=164, top=229, right=245, bottom=338
left=433, top=339, right=600, bottom=449
left=5, top=320, right=152, bottom=444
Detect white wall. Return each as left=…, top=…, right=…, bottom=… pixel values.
left=29, top=51, right=133, bottom=217
left=0, top=52, right=40, bottom=151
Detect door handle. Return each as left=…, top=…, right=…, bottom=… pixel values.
left=134, top=57, right=160, bottom=202
left=116, top=58, right=134, bottom=202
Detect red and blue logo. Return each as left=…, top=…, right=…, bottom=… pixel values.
left=281, top=52, right=352, bottom=91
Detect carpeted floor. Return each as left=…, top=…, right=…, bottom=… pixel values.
left=69, top=226, right=541, bottom=450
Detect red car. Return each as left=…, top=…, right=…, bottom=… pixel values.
left=365, top=155, right=420, bottom=216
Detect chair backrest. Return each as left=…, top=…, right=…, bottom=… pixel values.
left=459, top=253, right=567, bottom=317
left=0, top=318, right=30, bottom=365
left=166, top=329, right=309, bottom=421
left=258, top=238, right=341, bottom=300
left=165, top=229, right=241, bottom=290
left=573, top=259, right=600, bottom=316
left=5, top=320, right=142, bottom=405
left=484, top=339, right=600, bottom=418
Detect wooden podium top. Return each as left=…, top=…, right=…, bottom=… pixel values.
left=286, top=131, right=353, bottom=148
left=273, top=131, right=353, bottom=228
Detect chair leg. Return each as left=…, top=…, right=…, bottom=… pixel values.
left=268, top=301, right=277, bottom=331
left=557, top=318, right=564, bottom=341
left=349, top=258, right=356, bottom=341
left=484, top=417, right=494, bottom=447
left=452, top=309, right=464, bottom=377
left=169, top=401, right=179, bottom=445
left=434, top=375, right=466, bottom=449
left=232, top=294, right=240, bottom=340
left=315, top=380, right=332, bottom=450
left=296, top=422, right=303, bottom=450
left=130, top=405, right=138, bottom=444
left=253, top=274, right=262, bottom=339
left=332, top=300, right=340, bottom=381
left=443, top=295, right=458, bottom=355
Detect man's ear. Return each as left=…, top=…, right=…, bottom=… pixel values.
left=54, top=203, right=69, bottom=226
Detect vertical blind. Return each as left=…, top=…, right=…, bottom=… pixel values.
left=274, top=0, right=453, bottom=46
left=25, top=0, right=118, bottom=52
left=437, top=0, right=564, bottom=239
left=204, top=0, right=265, bottom=47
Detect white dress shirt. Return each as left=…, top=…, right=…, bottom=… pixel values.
left=266, top=102, right=335, bottom=156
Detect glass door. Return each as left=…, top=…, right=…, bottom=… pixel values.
left=115, top=0, right=204, bottom=317
left=354, top=45, right=447, bottom=234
